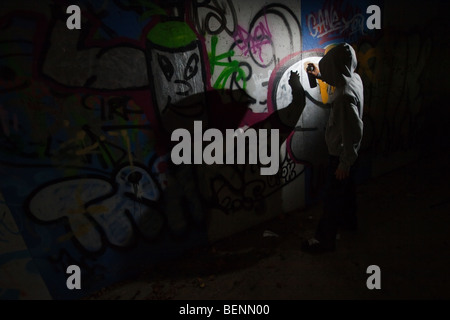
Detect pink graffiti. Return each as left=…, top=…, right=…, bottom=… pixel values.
left=306, top=0, right=365, bottom=44
left=233, top=15, right=272, bottom=63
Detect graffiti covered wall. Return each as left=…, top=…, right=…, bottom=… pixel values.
left=2, top=0, right=441, bottom=299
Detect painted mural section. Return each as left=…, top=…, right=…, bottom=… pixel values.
left=186, top=0, right=306, bottom=241
left=0, top=0, right=209, bottom=299
left=0, top=0, right=308, bottom=300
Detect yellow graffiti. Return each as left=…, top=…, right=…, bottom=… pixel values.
left=57, top=184, right=108, bottom=243
left=58, top=129, right=105, bottom=156
left=108, top=130, right=134, bottom=167
left=75, top=141, right=100, bottom=156
left=357, top=47, right=377, bottom=80
left=317, top=79, right=335, bottom=104
left=64, top=185, right=109, bottom=216
left=122, top=129, right=134, bottom=167
left=57, top=223, right=90, bottom=243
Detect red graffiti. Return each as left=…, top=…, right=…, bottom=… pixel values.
left=306, top=0, right=365, bottom=44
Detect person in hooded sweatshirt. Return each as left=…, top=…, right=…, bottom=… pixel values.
left=301, top=42, right=364, bottom=254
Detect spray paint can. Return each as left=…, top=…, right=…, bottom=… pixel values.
left=306, top=63, right=317, bottom=88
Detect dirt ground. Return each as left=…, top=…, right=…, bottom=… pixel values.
left=84, top=150, right=450, bottom=300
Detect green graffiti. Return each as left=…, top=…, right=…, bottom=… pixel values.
left=147, top=21, right=197, bottom=49
left=208, top=35, right=247, bottom=90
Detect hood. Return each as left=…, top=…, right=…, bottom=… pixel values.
left=318, top=43, right=357, bottom=87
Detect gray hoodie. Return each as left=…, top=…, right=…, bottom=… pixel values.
left=319, top=43, right=364, bottom=172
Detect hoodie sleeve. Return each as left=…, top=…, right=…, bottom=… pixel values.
left=337, top=94, right=363, bottom=172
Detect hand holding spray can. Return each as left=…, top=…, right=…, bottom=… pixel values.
left=306, top=63, right=317, bottom=88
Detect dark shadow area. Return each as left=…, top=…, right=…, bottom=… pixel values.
left=85, top=148, right=450, bottom=299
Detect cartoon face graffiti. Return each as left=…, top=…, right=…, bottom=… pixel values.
left=151, top=46, right=204, bottom=114
left=146, top=21, right=207, bottom=132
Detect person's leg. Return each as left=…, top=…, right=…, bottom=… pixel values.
left=302, top=156, right=342, bottom=253
left=314, top=155, right=344, bottom=249
left=339, top=163, right=358, bottom=232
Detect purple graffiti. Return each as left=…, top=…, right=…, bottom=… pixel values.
left=233, top=15, right=272, bottom=64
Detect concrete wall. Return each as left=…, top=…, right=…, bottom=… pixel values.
left=0, top=0, right=444, bottom=299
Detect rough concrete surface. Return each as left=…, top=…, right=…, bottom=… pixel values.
left=84, top=150, right=450, bottom=300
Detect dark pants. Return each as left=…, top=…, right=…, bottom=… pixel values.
left=315, top=155, right=357, bottom=249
